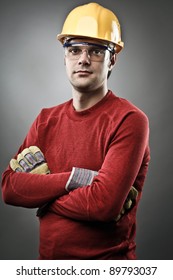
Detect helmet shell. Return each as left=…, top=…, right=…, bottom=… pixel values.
left=57, top=3, right=124, bottom=53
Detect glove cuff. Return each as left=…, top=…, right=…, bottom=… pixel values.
left=65, top=167, right=98, bottom=192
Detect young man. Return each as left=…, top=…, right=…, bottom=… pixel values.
left=1, top=3, right=150, bottom=259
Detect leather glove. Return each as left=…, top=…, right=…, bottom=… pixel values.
left=10, top=146, right=50, bottom=174
left=10, top=146, right=50, bottom=218
left=115, top=186, right=138, bottom=222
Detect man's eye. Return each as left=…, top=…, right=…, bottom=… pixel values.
left=91, top=49, right=104, bottom=55
left=69, top=48, right=81, bottom=55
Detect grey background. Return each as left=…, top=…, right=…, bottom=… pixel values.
left=0, top=0, right=172, bottom=260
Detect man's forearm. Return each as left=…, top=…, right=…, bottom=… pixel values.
left=2, top=169, right=70, bottom=208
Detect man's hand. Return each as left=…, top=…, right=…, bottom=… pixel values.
left=10, top=146, right=50, bottom=218
left=115, top=186, right=138, bottom=222
left=10, top=146, right=50, bottom=175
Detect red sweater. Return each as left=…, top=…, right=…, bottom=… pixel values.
left=1, top=91, right=150, bottom=259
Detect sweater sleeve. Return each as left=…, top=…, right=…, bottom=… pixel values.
left=49, top=111, right=150, bottom=222
left=2, top=170, right=70, bottom=208
left=1, top=112, right=70, bottom=208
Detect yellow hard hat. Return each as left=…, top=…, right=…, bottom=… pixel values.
left=57, top=2, right=124, bottom=54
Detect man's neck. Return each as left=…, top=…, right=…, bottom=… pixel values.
left=72, top=87, right=108, bottom=112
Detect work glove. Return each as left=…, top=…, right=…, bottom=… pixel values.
left=115, top=186, right=138, bottom=222
left=10, top=146, right=50, bottom=218
left=10, top=146, right=50, bottom=174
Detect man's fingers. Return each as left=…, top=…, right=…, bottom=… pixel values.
left=128, top=186, right=138, bottom=200
left=115, top=186, right=139, bottom=222
left=10, top=146, right=50, bottom=174
left=10, top=159, right=24, bottom=172
left=17, top=146, right=46, bottom=172
left=124, top=186, right=138, bottom=210
left=21, top=148, right=38, bottom=166
left=17, top=152, right=34, bottom=172
left=29, top=146, right=46, bottom=164
left=124, top=199, right=132, bottom=210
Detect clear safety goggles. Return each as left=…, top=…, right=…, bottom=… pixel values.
left=63, top=42, right=114, bottom=62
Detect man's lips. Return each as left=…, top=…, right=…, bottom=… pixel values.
left=74, top=70, right=93, bottom=74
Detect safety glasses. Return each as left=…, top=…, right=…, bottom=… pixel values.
left=63, top=42, right=114, bottom=62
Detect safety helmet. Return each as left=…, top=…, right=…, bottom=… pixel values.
left=57, top=2, right=124, bottom=54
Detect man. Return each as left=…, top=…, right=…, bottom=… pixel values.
left=1, top=3, right=150, bottom=259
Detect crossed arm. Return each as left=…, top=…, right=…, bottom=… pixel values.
left=47, top=112, right=149, bottom=222
left=2, top=111, right=149, bottom=222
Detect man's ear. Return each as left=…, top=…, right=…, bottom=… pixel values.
left=108, top=54, right=117, bottom=70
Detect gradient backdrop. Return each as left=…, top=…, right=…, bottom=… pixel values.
left=0, top=0, right=172, bottom=260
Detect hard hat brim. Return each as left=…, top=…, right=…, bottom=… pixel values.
left=57, top=34, right=124, bottom=54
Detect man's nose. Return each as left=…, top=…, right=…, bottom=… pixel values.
left=78, top=50, right=91, bottom=65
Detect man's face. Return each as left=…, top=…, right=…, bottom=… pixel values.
left=64, top=38, right=115, bottom=92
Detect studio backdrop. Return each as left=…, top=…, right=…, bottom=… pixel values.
left=0, top=0, right=172, bottom=259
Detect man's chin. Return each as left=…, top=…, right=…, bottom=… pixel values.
left=71, top=81, right=95, bottom=92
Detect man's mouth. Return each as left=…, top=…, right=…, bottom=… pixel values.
left=75, top=70, right=92, bottom=74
